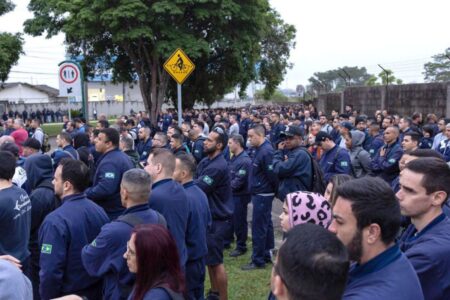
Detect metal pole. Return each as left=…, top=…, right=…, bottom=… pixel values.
left=122, top=82, right=126, bottom=116
left=378, top=64, right=389, bottom=108
left=177, top=83, right=182, bottom=125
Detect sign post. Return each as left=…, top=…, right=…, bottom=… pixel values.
left=163, top=48, right=195, bottom=125
left=58, top=61, right=88, bottom=121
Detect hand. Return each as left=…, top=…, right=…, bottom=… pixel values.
left=380, top=147, right=386, bottom=157
left=0, top=255, right=22, bottom=269
left=278, top=141, right=286, bottom=150
left=51, top=295, right=83, bottom=300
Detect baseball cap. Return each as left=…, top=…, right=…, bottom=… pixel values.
left=341, top=122, right=353, bottom=131
left=315, top=131, right=332, bottom=145
left=22, top=138, right=41, bottom=150
left=280, top=125, right=305, bottom=137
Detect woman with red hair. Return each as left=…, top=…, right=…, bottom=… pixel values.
left=124, top=225, right=186, bottom=300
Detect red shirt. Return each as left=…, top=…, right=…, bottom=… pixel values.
left=11, top=128, right=29, bottom=156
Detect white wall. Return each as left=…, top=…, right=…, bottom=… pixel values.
left=0, top=84, right=50, bottom=104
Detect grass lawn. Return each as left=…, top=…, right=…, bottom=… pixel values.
left=41, top=120, right=110, bottom=137
left=205, top=244, right=272, bottom=299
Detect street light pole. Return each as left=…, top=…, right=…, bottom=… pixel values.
left=378, top=64, right=389, bottom=109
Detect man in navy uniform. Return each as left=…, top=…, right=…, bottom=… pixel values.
left=316, top=131, right=351, bottom=184
left=370, top=126, right=403, bottom=185
left=195, top=126, right=233, bottom=300
left=173, top=153, right=211, bottom=300
left=329, top=177, right=423, bottom=300
left=39, top=159, right=109, bottom=300
left=86, top=128, right=134, bottom=220
left=136, top=127, right=152, bottom=162
left=144, top=148, right=189, bottom=269
left=81, top=169, right=165, bottom=300
left=397, top=158, right=450, bottom=300
left=242, top=124, right=278, bottom=271
left=228, top=134, right=252, bottom=257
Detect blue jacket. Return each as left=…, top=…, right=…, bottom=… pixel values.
left=273, top=146, right=312, bottom=200
left=195, top=153, right=233, bottom=220
left=436, top=138, right=450, bottom=162
left=81, top=204, right=163, bottom=300
left=86, top=148, right=134, bottom=218
left=270, top=122, right=285, bottom=146
left=239, top=118, right=252, bottom=141
left=51, top=145, right=79, bottom=168
left=162, top=114, right=173, bottom=132
left=370, top=141, right=403, bottom=184
left=190, top=136, right=206, bottom=163
left=38, top=193, right=109, bottom=300
left=149, top=179, right=188, bottom=267
left=229, top=150, right=252, bottom=196
left=343, top=245, right=423, bottom=300
left=249, top=140, right=278, bottom=195
left=399, top=213, right=450, bottom=300
left=418, top=137, right=433, bottom=149
left=319, top=144, right=352, bottom=184
left=136, top=138, right=152, bottom=162
left=128, top=287, right=176, bottom=300
left=0, top=185, right=31, bottom=263
left=184, top=181, right=211, bottom=261
left=366, top=133, right=384, bottom=158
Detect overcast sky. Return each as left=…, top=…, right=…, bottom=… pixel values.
left=1, top=0, right=449, bottom=89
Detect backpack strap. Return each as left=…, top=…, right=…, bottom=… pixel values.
left=116, top=211, right=167, bottom=228
left=63, top=150, right=80, bottom=160
left=153, top=285, right=185, bottom=300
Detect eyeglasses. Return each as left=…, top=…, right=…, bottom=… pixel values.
left=126, top=242, right=136, bottom=257
left=140, top=161, right=148, bottom=168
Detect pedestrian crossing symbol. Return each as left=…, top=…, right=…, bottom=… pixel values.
left=164, top=48, right=195, bottom=84
left=41, top=244, right=52, bottom=254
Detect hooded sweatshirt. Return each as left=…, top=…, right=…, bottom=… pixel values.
left=349, top=130, right=372, bottom=178
left=23, top=153, right=56, bottom=299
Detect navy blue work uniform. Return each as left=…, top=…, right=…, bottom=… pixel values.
left=399, top=213, right=450, bottom=300
left=195, top=153, right=233, bottom=266
left=270, top=122, right=284, bottom=146
left=38, top=193, right=109, bottom=300
left=273, top=146, right=312, bottom=201
left=51, top=144, right=79, bottom=167
left=229, top=150, right=252, bottom=252
left=136, top=138, right=152, bottom=162
left=24, top=154, right=56, bottom=300
left=162, top=114, right=173, bottom=132
left=183, top=181, right=212, bottom=300
left=149, top=179, right=189, bottom=268
left=190, top=136, right=206, bottom=163
left=436, top=138, right=450, bottom=162
left=366, top=133, right=384, bottom=158
left=239, top=117, right=252, bottom=141
left=82, top=204, right=164, bottom=300
left=370, top=141, right=403, bottom=184
left=319, top=144, right=352, bottom=184
left=86, top=148, right=134, bottom=220
left=343, top=245, right=423, bottom=300
left=249, top=140, right=278, bottom=267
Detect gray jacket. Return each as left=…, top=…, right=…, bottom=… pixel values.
left=349, top=130, right=372, bottom=178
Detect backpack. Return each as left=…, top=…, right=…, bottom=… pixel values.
left=299, top=148, right=326, bottom=195
left=37, top=128, right=51, bottom=153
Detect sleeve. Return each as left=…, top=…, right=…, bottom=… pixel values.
left=273, top=150, right=308, bottom=178
left=192, top=141, right=205, bottom=163
left=81, top=224, right=124, bottom=277
left=332, top=151, right=352, bottom=176
left=373, top=147, right=403, bottom=173
left=263, top=148, right=279, bottom=188
left=230, top=160, right=250, bottom=192
left=405, top=251, right=436, bottom=299
left=85, top=161, right=122, bottom=202
left=358, top=151, right=372, bottom=174
left=38, top=220, right=67, bottom=299
left=195, top=165, right=222, bottom=195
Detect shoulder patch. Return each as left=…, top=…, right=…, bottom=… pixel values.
left=268, top=164, right=274, bottom=171
left=238, top=169, right=247, bottom=176
left=369, top=149, right=374, bottom=154
left=41, top=244, right=52, bottom=254
left=203, top=175, right=214, bottom=186
left=91, top=239, right=97, bottom=247
left=340, top=161, right=348, bottom=167
left=388, top=158, right=396, bottom=164
left=105, top=172, right=115, bottom=179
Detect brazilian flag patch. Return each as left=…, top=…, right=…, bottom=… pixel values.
left=340, top=161, right=348, bottom=167
left=41, top=244, right=52, bottom=254
left=238, top=169, right=247, bottom=176
left=203, top=175, right=214, bottom=186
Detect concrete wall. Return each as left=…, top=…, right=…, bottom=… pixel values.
left=316, top=82, right=450, bottom=117
left=0, top=84, right=51, bottom=104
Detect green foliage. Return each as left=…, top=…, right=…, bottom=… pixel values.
left=308, top=66, right=373, bottom=92
left=366, top=69, right=403, bottom=86
left=424, top=47, right=450, bottom=82
left=0, top=0, right=23, bottom=83
left=25, top=0, right=296, bottom=120
left=255, top=89, right=288, bottom=102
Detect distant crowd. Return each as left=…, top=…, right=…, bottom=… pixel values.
left=0, top=103, right=449, bottom=300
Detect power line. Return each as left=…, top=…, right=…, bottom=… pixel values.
left=10, top=70, right=56, bottom=75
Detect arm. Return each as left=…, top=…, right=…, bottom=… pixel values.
left=195, top=166, right=222, bottom=195
left=273, top=149, right=309, bottom=178
left=85, top=162, right=122, bottom=202
left=39, top=220, right=67, bottom=299
left=358, top=150, right=372, bottom=174
left=230, top=159, right=250, bottom=192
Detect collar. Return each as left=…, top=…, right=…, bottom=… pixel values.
left=62, top=193, right=85, bottom=203
left=232, top=150, right=247, bottom=160
left=63, top=145, right=73, bottom=150
left=152, top=178, right=172, bottom=189
left=122, top=203, right=150, bottom=215
left=349, top=244, right=401, bottom=280
left=409, top=213, right=446, bottom=241
left=183, top=181, right=195, bottom=189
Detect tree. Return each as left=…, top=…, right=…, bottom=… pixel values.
left=307, top=66, right=372, bottom=92
left=24, top=0, right=295, bottom=123
left=424, top=47, right=450, bottom=82
left=0, top=0, right=23, bottom=83
left=255, top=89, right=288, bottom=102
left=365, top=69, right=403, bottom=86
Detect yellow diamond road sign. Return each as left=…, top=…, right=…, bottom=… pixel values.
left=163, top=48, right=195, bottom=85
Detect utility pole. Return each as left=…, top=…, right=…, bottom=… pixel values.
left=341, top=68, right=352, bottom=86
left=378, top=64, right=389, bottom=108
